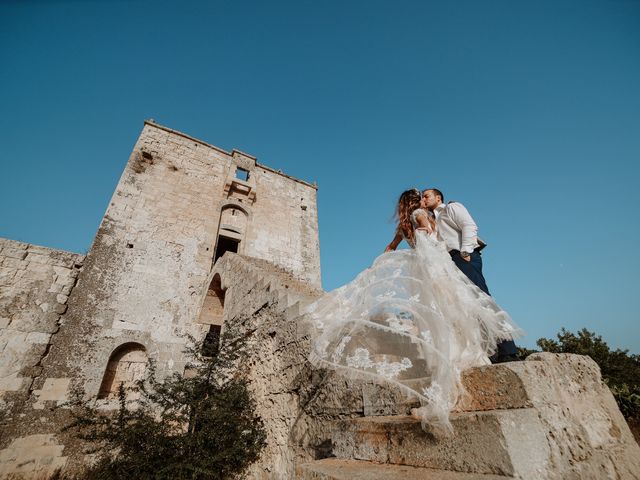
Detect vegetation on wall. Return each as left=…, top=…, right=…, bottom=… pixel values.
left=64, top=326, right=266, bottom=480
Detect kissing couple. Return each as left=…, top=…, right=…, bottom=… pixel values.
left=304, top=187, right=523, bottom=432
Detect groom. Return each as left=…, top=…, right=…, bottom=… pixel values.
left=421, top=188, right=519, bottom=363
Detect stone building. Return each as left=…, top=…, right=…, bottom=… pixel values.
left=1, top=122, right=639, bottom=479
left=0, top=121, right=320, bottom=477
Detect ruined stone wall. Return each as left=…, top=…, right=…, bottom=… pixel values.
left=0, top=239, right=83, bottom=479
left=0, top=239, right=83, bottom=403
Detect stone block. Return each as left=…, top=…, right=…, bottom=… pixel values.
left=361, top=382, right=418, bottom=416
left=54, top=302, right=68, bottom=314
left=0, top=374, right=27, bottom=393
left=0, top=434, right=67, bottom=478
left=26, top=262, right=51, bottom=273
left=296, top=459, right=512, bottom=480
left=33, top=377, right=71, bottom=408
left=47, top=283, right=65, bottom=294
left=2, top=257, right=27, bottom=269
left=56, top=293, right=69, bottom=304
left=24, top=252, right=55, bottom=265
left=0, top=269, right=16, bottom=283
left=1, top=248, right=28, bottom=260
left=332, top=410, right=549, bottom=477
left=458, top=362, right=533, bottom=411
left=0, top=239, right=28, bottom=250
left=26, top=332, right=51, bottom=344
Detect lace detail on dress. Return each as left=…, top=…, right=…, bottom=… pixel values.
left=303, top=221, right=524, bottom=434
left=410, top=208, right=430, bottom=229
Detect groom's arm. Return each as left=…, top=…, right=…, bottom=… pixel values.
left=385, top=232, right=403, bottom=252
left=448, top=203, right=478, bottom=255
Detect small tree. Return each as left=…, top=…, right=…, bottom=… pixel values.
left=66, top=325, right=266, bottom=480
left=530, top=328, right=640, bottom=426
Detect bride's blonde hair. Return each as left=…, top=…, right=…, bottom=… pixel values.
left=395, top=189, right=422, bottom=245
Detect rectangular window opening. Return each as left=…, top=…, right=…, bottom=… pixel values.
left=235, top=167, right=249, bottom=181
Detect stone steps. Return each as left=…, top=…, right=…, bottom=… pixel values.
left=332, top=411, right=549, bottom=478
left=237, top=254, right=322, bottom=297
left=228, top=255, right=321, bottom=319
left=297, top=459, right=513, bottom=480
left=215, top=254, right=640, bottom=479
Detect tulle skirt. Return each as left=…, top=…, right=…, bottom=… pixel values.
left=304, top=232, right=524, bottom=433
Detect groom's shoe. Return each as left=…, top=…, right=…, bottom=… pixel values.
left=490, top=340, right=520, bottom=364
left=490, top=354, right=520, bottom=364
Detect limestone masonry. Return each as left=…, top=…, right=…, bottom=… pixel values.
left=1, top=122, right=638, bottom=479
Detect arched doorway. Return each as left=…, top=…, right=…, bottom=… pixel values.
left=197, top=274, right=225, bottom=357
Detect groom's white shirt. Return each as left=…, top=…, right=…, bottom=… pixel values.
left=433, top=202, right=479, bottom=254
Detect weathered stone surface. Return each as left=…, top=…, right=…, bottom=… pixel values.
left=331, top=410, right=549, bottom=477
left=0, top=434, right=67, bottom=479
left=297, top=458, right=512, bottom=480
left=329, top=354, right=640, bottom=480
left=458, top=363, right=532, bottom=411
left=0, top=239, right=82, bottom=402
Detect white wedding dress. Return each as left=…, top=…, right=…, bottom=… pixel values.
left=304, top=209, right=523, bottom=432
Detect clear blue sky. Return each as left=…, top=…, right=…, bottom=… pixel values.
left=1, top=1, right=639, bottom=353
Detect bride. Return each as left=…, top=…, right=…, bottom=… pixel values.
left=304, top=188, right=523, bottom=433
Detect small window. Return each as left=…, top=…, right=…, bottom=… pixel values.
left=235, top=168, right=249, bottom=181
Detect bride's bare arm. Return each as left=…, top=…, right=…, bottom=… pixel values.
left=385, top=232, right=403, bottom=252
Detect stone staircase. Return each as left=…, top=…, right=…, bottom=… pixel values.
left=297, top=459, right=511, bottom=480
left=210, top=253, right=640, bottom=480
left=213, top=252, right=323, bottom=322
left=296, top=363, right=542, bottom=479
left=297, top=353, right=640, bottom=480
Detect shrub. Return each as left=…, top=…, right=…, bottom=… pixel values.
left=66, top=326, right=266, bottom=480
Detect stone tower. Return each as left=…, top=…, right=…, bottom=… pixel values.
left=0, top=121, right=321, bottom=476
left=39, top=120, right=320, bottom=398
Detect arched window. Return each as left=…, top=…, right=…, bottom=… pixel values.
left=98, top=343, right=148, bottom=399
left=198, top=275, right=225, bottom=326
left=214, top=205, right=248, bottom=263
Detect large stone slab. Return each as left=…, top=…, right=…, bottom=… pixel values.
left=297, top=458, right=513, bottom=480
left=459, top=354, right=640, bottom=479
left=332, top=409, right=548, bottom=477
left=329, top=354, right=640, bottom=480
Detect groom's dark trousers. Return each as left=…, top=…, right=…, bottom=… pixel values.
left=450, top=250, right=518, bottom=361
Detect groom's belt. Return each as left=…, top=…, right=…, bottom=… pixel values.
left=449, top=247, right=482, bottom=257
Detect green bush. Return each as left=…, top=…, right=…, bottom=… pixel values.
left=66, top=326, right=266, bottom=480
